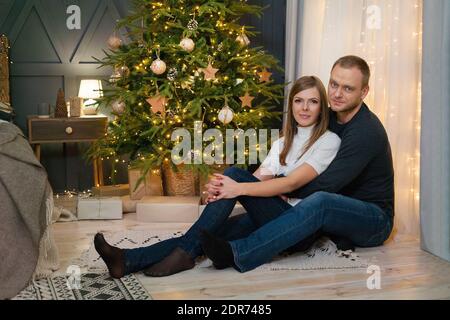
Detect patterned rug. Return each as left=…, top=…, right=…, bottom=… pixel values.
left=74, top=230, right=368, bottom=272
left=13, top=273, right=151, bottom=300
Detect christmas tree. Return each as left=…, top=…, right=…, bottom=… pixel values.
left=89, top=0, right=285, bottom=181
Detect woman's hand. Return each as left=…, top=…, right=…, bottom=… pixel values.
left=204, top=174, right=243, bottom=202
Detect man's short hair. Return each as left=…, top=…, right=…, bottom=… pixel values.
left=332, top=55, right=371, bottom=88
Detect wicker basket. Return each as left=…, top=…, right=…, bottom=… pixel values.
left=162, top=163, right=199, bottom=196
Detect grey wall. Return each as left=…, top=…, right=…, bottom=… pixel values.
left=1, top=0, right=286, bottom=192
left=241, top=0, right=286, bottom=85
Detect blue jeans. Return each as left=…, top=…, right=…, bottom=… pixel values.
left=229, top=191, right=394, bottom=272
left=123, top=167, right=293, bottom=274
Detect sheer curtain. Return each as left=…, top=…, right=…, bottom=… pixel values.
left=286, top=0, right=423, bottom=236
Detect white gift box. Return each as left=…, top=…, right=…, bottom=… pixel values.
left=137, top=196, right=200, bottom=223
left=136, top=196, right=246, bottom=223
left=77, top=197, right=123, bottom=220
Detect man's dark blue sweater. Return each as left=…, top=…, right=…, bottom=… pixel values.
left=287, top=103, right=395, bottom=217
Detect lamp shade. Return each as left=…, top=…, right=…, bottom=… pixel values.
left=78, top=80, right=103, bottom=99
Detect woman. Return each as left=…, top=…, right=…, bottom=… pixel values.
left=94, top=76, right=341, bottom=278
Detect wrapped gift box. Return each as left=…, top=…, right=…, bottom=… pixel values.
left=77, top=197, right=123, bottom=220
left=136, top=196, right=246, bottom=223
left=136, top=196, right=200, bottom=223
left=121, top=195, right=139, bottom=213
left=128, top=169, right=163, bottom=200
left=92, top=184, right=130, bottom=197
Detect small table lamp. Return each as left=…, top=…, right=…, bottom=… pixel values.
left=78, top=79, right=103, bottom=115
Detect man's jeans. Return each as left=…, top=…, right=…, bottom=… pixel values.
left=123, top=167, right=293, bottom=274
left=230, top=191, right=394, bottom=272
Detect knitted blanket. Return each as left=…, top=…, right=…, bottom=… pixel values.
left=0, top=121, right=59, bottom=299
left=74, top=230, right=368, bottom=273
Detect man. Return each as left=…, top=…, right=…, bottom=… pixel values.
left=201, top=55, right=395, bottom=272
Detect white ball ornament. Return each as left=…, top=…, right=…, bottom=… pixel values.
left=180, top=38, right=195, bottom=53
left=218, top=105, right=234, bottom=125
left=112, top=100, right=126, bottom=115
left=107, top=35, right=122, bottom=50
left=150, top=59, right=167, bottom=75
left=236, top=34, right=250, bottom=47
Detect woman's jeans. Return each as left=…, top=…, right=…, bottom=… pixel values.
left=124, top=167, right=393, bottom=274
left=123, top=167, right=292, bottom=274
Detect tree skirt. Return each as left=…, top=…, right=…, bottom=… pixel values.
left=13, top=273, right=151, bottom=300
left=73, top=230, right=368, bottom=273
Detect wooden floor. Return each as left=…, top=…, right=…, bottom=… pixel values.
left=52, top=213, right=450, bottom=300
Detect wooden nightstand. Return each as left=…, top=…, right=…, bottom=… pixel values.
left=27, top=115, right=108, bottom=187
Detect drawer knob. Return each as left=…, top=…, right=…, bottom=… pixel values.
left=65, top=127, right=73, bottom=135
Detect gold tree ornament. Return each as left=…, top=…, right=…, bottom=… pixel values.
left=239, top=92, right=255, bottom=108
left=147, top=94, right=169, bottom=116
left=258, top=68, right=273, bottom=83
left=236, top=34, right=250, bottom=47
left=181, top=76, right=195, bottom=90
left=119, top=65, right=130, bottom=78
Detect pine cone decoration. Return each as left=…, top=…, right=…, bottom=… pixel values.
left=55, top=88, right=68, bottom=118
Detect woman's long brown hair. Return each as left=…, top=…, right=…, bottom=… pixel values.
left=279, top=76, right=330, bottom=166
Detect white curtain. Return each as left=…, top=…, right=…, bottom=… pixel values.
left=286, top=0, right=423, bottom=236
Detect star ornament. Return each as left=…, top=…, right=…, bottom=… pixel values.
left=201, top=63, right=219, bottom=81
left=147, top=95, right=169, bottom=116
left=239, top=92, right=255, bottom=108
left=258, top=69, right=273, bottom=83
